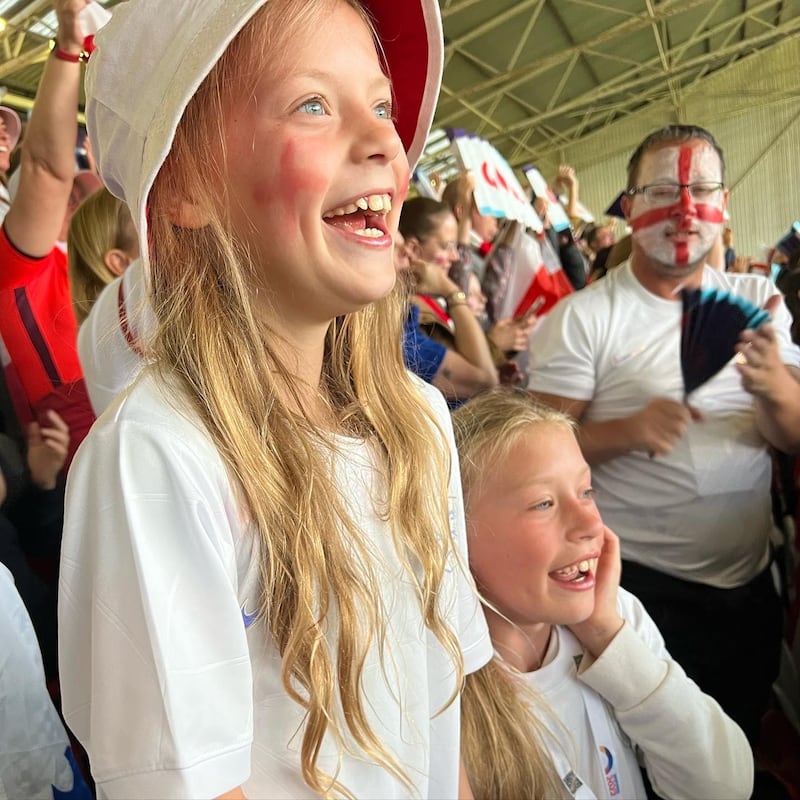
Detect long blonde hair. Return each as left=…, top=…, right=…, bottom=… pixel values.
left=145, top=1, right=462, bottom=796
left=68, top=187, right=137, bottom=324
left=453, top=388, right=574, bottom=800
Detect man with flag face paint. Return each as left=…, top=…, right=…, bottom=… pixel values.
left=526, top=125, right=800, bottom=754
left=624, top=135, right=727, bottom=279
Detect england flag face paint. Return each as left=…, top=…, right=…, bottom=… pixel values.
left=627, top=141, right=726, bottom=274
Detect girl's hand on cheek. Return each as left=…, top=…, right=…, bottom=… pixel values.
left=568, top=527, right=624, bottom=659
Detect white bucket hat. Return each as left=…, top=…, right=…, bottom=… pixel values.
left=85, top=0, right=444, bottom=278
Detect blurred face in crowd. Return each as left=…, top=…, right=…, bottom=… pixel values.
left=590, top=226, right=615, bottom=253
left=622, top=139, right=727, bottom=285
left=471, top=207, right=499, bottom=243
left=407, top=209, right=459, bottom=273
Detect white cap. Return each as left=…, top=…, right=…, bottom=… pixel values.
left=85, top=0, right=443, bottom=278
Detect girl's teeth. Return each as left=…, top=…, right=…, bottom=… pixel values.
left=326, top=195, right=392, bottom=218
left=354, top=227, right=383, bottom=238
left=578, top=560, right=590, bottom=572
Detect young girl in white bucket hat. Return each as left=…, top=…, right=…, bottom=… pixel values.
left=57, top=1, right=492, bottom=798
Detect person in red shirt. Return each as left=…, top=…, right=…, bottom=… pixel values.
left=0, top=0, right=102, bottom=471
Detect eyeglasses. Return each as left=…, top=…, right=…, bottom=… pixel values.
left=626, top=182, right=724, bottom=204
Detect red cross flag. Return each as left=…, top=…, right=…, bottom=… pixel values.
left=499, top=229, right=574, bottom=320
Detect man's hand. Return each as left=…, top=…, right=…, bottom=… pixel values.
left=27, top=410, right=70, bottom=490
left=735, top=323, right=785, bottom=398
left=629, top=397, right=696, bottom=457
left=735, top=297, right=788, bottom=399
left=567, top=527, right=624, bottom=659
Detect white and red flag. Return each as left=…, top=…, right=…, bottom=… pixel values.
left=499, top=229, right=573, bottom=320
left=448, top=129, right=542, bottom=232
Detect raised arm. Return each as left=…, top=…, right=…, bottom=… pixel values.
left=3, top=0, right=90, bottom=257
left=555, top=164, right=580, bottom=227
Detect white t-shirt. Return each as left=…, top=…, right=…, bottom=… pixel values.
left=0, top=564, right=89, bottom=800
left=77, top=257, right=150, bottom=415
left=527, top=589, right=752, bottom=799
left=58, top=373, right=492, bottom=799
left=528, top=261, right=800, bottom=588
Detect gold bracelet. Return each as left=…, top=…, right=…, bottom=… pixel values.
left=446, top=290, right=468, bottom=307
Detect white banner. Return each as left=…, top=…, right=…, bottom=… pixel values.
left=448, top=130, right=542, bottom=232
left=523, top=165, right=572, bottom=232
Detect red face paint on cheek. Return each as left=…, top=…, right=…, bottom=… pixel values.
left=267, top=139, right=330, bottom=235
left=696, top=205, right=725, bottom=223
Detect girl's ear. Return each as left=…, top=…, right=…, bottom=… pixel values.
left=405, top=236, right=423, bottom=260
left=167, top=198, right=212, bottom=229
left=103, top=248, right=131, bottom=277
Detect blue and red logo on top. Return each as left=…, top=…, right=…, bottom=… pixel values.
left=599, top=746, right=621, bottom=797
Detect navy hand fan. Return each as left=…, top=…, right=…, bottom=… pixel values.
left=680, top=287, right=770, bottom=398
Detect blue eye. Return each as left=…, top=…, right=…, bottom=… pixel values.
left=374, top=101, right=393, bottom=120
left=298, top=98, right=325, bottom=116
left=530, top=498, right=553, bottom=511
left=582, top=487, right=597, bottom=500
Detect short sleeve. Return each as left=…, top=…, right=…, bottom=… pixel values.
left=768, top=291, right=800, bottom=368
left=58, top=403, right=253, bottom=799
left=0, top=224, right=51, bottom=290
left=403, top=307, right=446, bottom=383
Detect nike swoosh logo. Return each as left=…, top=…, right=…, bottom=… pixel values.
left=611, top=343, right=653, bottom=366
left=241, top=605, right=258, bottom=628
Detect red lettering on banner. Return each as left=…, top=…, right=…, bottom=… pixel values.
left=481, top=162, right=497, bottom=188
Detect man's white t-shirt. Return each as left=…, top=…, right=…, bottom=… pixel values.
left=528, top=261, right=800, bottom=588
left=58, top=373, right=491, bottom=799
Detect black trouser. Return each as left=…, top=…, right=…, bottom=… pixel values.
left=621, top=559, right=783, bottom=747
